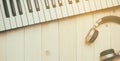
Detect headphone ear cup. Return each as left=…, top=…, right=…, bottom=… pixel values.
left=100, top=49, right=116, bottom=61
left=85, top=28, right=99, bottom=44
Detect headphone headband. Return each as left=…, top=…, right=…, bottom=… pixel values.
left=85, top=16, right=120, bottom=45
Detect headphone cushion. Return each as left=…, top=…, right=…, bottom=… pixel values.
left=100, top=49, right=116, bottom=61
left=89, top=29, right=98, bottom=43
left=85, top=28, right=99, bottom=44
left=100, top=49, right=115, bottom=56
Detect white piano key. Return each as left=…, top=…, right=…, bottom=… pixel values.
left=31, top=0, right=40, bottom=24
left=0, top=0, right=11, bottom=30
left=89, top=0, right=96, bottom=11
left=106, top=0, right=113, bottom=7
left=77, top=0, right=85, bottom=14
left=54, top=0, right=62, bottom=19
left=72, top=0, right=79, bottom=15
left=48, top=0, right=57, bottom=20
left=19, top=0, right=28, bottom=26
left=112, top=0, right=119, bottom=6
left=82, top=0, right=91, bottom=12
left=64, top=0, right=74, bottom=16
left=0, top=5, right=5, bottom=31
left=13, top=0, right=23, bottom=27
left=23, top=0, right=34, bottom=25
left=118, top=0, right=120, bottom=5
left=60, top=0, right=68, bottom=17
left=100, top=0, right=108, bottom=8
left=94, top=0, right=102, bottom=10
left=7, top=0, right=17, bottom=29
left=41, top=0, right=51, bottom=21
left=37, top=0, right=46, bottom=22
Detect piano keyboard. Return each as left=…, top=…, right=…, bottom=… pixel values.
left=0, top=0, right=120, bottom=32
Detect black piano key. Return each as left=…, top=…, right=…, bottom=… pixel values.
left=45, top=0, right=50, bottom=9
left=27, top=0, right=33, bottom=12
left=34, top=0, right=40, bottom=11
left=2, top=0, right=10, bottom=17
left=76, top=0, right=79, bottom=3
left=51, top=0, right=56, bottom=8
left=16, top=0, right=23, bottom=15
left=10, top=0, right=16, bottom=16
left=58, top=0, right=63, bottom=6
left=68, top=0, right=72, bottom=4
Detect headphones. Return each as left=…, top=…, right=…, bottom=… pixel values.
left=85, top=15, right=120, bottom=61
left=100, top=49, right=120, bottom=61
left=85, top=15, right=120, bottom=44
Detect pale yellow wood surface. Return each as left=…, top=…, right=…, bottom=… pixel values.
left=6, top=28, right=24, bottom=61
left=76, top=13, right=95, bottom=61
left=24, top=24, right=42, bottom=61
left=94, top=9, right=113, bottom=61
left=41, top=21, right=59, bottom=61
left=59, top=17, right=77, bottom=61
left=111, top=7, right=120, bottom=53
left=0, top=7, right=120, bottom=61
left=0, top=32, right=6, bottom=61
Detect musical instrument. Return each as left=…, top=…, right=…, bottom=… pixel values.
left=0, top=0, right=120, bottom=32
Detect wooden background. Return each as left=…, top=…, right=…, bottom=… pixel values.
left=0, top=6, right=120, bottom=61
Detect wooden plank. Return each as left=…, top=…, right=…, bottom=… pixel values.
left=94, top=9, right=113, bottom=61
left=76, top=15, right=83, bottom=61
left=0, top=32, right=7, bottom=61
left=41, top=21, right=59, bottom=61
left=24, top=24, right=42, bottom=61
left=111, top=23, right=120, bottom=53
left=59, top=17, right=77, bottom=61
left=110, top=7, right=120, bottom=52
left=6, top=28, right=25, bottom=61
left=76, top=13, right=95, bottom=61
